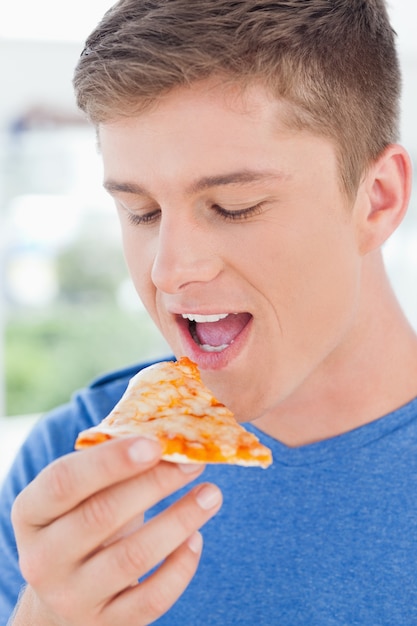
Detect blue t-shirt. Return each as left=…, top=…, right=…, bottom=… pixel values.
left=2, top=360, right=417, bottom=625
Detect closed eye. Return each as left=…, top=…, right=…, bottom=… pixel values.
left=212, top=202, right=266, bottom=221
left=120, top=206, right=161, bottom=226
left=118, top=200, right=267, bottom=225
left=127, top=209, right=161, bottom=226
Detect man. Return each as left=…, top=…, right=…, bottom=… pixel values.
left=2, top=0, right=417, bottom=624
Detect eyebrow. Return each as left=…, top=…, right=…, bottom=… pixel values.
left=187, top=169, right=283, bottom=194
left=103, top=169, right=285, bottom=197
left=103, top=180, right=148, bottom=195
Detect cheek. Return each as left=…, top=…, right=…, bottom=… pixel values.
left=120, top=227, right=157, bottom=308
left=287, top=242, right=361, bottom=361
left=220, top=240, right=361, bottom=420
left=249, top=218, right=361, bottom=344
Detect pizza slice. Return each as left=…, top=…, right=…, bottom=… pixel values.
left=75, top=357, right=272, bottom=468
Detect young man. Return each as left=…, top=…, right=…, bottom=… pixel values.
left=2, top=0, right=417, bottom=624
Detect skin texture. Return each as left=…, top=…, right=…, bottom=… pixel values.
left=100, top=80, right=417, bottom=445
left=12, top=437, right=222, bottom=625
left=10, top=80, right=417, bottom=624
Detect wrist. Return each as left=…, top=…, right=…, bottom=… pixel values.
left=8, top=586, right=62, bottom=626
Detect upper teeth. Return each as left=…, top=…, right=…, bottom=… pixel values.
left=181, top=313, right=229, bottom=323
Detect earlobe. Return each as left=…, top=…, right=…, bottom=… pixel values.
left=356, top=144, right=412, bottom=256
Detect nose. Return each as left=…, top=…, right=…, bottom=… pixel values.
left=150, top=214, right=222, bottom=294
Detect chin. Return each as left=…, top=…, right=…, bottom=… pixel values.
left=232, top=398, right=270, bottom=423
left=205, top=372, right=272, bottom=423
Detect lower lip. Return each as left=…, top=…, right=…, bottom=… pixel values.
left=176, top=315, right=253, bottom=370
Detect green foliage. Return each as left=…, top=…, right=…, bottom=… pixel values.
left=56, top=233, right=127, bottom=305
left=5, top=305, right=169, bottom=416
left=4, top=203, right=171, bottom=417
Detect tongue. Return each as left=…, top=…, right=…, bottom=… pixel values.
left=195, top=313, right=251, bottom=347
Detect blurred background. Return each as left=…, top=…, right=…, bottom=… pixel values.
left=0, top=1, right=416, bottom=476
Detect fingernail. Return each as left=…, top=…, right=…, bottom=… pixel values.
left=128, top=438, right=158, bottom=464
left=195, top=484, right=222, bottom=510
left=178, top=462, right=204, bottom=474
left=187, top=531, right=203, bottom=554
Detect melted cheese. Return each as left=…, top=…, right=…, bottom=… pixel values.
left=75, top=357, right=272, bottom=468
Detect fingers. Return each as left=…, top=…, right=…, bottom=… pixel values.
left=105, top=532, right=204, bottom=625
left=10, top=436, right=222, bottom=625
left=12, top=437, right=163, bottom=529
left=81, top=481, right=222, bottom=603
left=42, top=458, right=205, bottom=567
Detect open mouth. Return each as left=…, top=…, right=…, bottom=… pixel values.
left=182, top=312, right=252, bottom=353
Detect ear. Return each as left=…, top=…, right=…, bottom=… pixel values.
left=355, top=144, right=412, bottom=256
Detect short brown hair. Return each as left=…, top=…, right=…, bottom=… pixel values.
left=73, top=0, right=401, bottom=197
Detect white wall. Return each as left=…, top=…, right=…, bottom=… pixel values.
left=0, top=40, right=81, bottom=129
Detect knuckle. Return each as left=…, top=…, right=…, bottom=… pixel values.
left=114, top=536, right=151, bottom=577
left=10, top=491, right=25, bottom=530
left=81, top=492, right=116, bottom=533
left=141, top=548, right=198, bottom=620
left=11, top=487, right=41, bottom=533
left=44, top=458, right=74, bottom=503
left=172, top=501, right=200, bottom=535
left=96, top=441, right=134, bottom=481
left=172, top=546, right=199, bottom=584
left=18, top=535, right=60, bottom=588
left=143, top=582, right=173, bottom=620
left=176, top=560, right=198, bottom=596
left=18, top=550, right=42, bottom=587
left=149, top=463, right=173, bottom=495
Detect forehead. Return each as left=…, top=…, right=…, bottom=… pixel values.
left=98, top=80, right=293, bottom=147
left=98, top=80, right=339, bottom=196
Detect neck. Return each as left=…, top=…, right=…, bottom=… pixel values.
left=253, top=252, right=417, bottom=447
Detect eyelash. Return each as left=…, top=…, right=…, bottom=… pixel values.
left=125, top=209, right=161, bottom=226
left=212, top=202, right=265, bottom=221
left=123, top=202, right=265, bottom=226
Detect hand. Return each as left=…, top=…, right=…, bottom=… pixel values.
left=11, top=437, right=222, bottom=625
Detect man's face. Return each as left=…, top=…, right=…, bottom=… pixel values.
left=99, top=82, right=363, bottom=422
